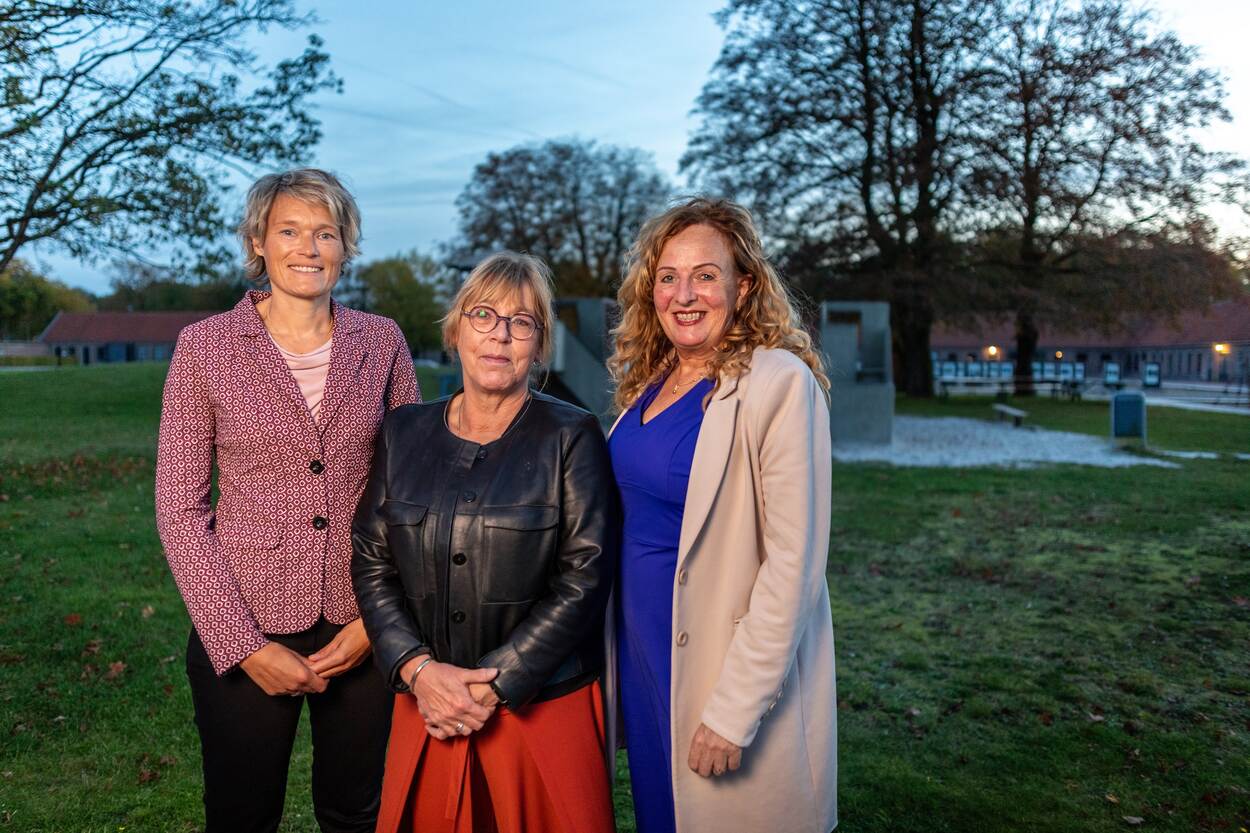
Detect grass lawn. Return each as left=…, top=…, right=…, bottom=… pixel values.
left=1, top=365, right=1247, bottom=832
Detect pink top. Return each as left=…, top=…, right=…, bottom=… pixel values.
left=273, top=336, right=333, bottom=423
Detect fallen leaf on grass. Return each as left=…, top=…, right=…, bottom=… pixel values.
left=158, top=755, right=177, bottom=767
left=1232, top=597, right=1249, bottom=609
left=141, top=605, right=154, bottom=619
left=82, top=639, right=101, bottom=656
left=138, top=767, right=160, bottom=784
left=1122, top=816, right=1144, bottom=826
left=1106, top=793, right=1120, bottom=804
left=159, top=655, right=176, bottom=664
left=1039, top=711, right=1054, bottom=726
left=80, top=663, right=97, bottom=679
left=905, top=707, right=922, bottom=719
left=1184, top=576, right=1201, bottom=588
left=63, top=613, right=82, bottom=626
left=104, top=661, right=126, bottom=681
left=1087, top=713, right=1105, bottom=723
left=951, top=508, right=962, bottom=518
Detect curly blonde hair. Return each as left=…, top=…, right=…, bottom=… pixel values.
left=609, top=197, right=829, bottom=411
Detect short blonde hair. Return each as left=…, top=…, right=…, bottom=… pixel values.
left=442, top=251, right=556, bottom=365
left=237, top=168, right=362, bottom=281
left=609, top=197, right=829, bottom=411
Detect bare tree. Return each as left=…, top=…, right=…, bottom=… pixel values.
left=683, top=0, right=1002, bottom=396
left=0, top=0, right=339, bottom=275
left=969, top=0, right=1247, bottom=391
left=454, top=138, right=671, bottom=295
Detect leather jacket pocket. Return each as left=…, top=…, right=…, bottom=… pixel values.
left=378, top=500, right=431, bottom=599
left=482, top=504, right=559, bottom=604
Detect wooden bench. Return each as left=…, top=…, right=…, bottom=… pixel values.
left=992, top=403, right=1029, bottom=427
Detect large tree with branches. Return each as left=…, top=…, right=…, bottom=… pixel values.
left=968, top=0, right=1247, bottom=391
left=0, top=0, right=338, bottom=276
left=454, top=138, right=671, bottom=296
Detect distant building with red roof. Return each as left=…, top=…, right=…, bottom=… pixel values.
left=38, top=310, right=215, bottom=364
left=930, top=295, right=1250, bottom=382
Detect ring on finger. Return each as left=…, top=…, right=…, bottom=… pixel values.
left=455, top=721, right=465, bottom=733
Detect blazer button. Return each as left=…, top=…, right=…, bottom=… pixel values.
left=677, top=569, right=688, bottom=585
left=475, top=449, right=488, bottom=462
left=308, top=459, right=325, bottom=475
left=676, top=631, right=689, bottom=647
left=311, top=516, right=328, bottom=530
left=462, top=490, right=477, bottom=503
left=451, top=610, right=466, bottom=624
left=452, top=552, right=467, bottom=566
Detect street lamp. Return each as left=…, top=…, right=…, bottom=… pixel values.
left=1213, top=343, right=1231, bottom=355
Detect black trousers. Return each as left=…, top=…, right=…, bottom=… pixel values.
left=185, top=619, right=393, bottom=833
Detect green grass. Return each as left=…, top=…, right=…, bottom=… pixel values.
left=1, top=369, right=1247, bottom=831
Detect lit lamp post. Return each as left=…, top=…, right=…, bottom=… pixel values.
left=1214, top=343, right=1231, bottom=382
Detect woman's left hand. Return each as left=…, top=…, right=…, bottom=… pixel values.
left=307, top=618, right=372, bottom=678
left=688, top=722, right=743, bottom=777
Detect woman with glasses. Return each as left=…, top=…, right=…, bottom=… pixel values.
left=351, top=251, right=620, bottom=833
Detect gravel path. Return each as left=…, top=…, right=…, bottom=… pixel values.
left=832, top=416, right=1178, bottom=468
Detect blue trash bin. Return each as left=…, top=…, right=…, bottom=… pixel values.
left=1110, top=391, right=1147, bottom=445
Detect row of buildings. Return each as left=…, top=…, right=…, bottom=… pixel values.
left=930, top=297, right=1250, bottom=383
left=11, top=295, right=1250, bottom=385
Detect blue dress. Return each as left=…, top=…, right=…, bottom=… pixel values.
left=609, top=378, right=712, bottom=833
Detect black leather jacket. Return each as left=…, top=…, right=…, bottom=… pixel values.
left=350, top=392, right=620, bottom=707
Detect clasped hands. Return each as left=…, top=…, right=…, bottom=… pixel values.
left=400, top=656, right=500, bottom=740
left=239, top=618, right=372, bottom=696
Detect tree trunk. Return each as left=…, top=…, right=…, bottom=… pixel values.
left=893, top=300, right=934, bottom=397
left=1013, top=310, right=1039, bottom=396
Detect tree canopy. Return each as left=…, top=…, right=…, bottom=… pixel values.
left=454, top=138, right=671, bottom=295
left=0, top=260, right=93, bottom=340
left=683, top=0, right=1247, bottom=395
left=0, top=0, right=339, bottom=277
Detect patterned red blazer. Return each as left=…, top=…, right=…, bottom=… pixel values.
left=155, top=291, right=420, bottom=674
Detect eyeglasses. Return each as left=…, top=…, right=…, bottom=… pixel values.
left=462, top=305, right=543, bottom=341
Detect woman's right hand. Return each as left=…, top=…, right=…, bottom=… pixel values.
left=240, top=642, right=328, bottom=696
left=402, top=658, right=498, bottom=735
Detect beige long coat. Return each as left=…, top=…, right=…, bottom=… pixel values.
left=606, top=347, right=838, bottom=833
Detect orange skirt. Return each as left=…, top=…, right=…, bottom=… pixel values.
left=375, top=680, right=616, bottom=833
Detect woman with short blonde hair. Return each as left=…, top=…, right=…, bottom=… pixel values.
left=607, top=197, right=837, bottom=833
left=353, top=250, right=618, bottom=833
left=157, top=167, right=417, bottom=832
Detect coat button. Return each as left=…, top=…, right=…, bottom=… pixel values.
left=677, top=569, right=688, bottom=585
left=452, top=552, right=467, bottom=566
left=451, top=610, right=466, bottom=624
left=308, top=459, right=324, bottom=475
left=476, top=449, right=488, bottom=462
left=676, top=631, right=689, bottom=647
left=311, top=516, right=328, bottom=530
left=462, top=490, right=476, bottom=503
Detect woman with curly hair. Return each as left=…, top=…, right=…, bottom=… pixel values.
left=607, top=197, right=838, bottom=833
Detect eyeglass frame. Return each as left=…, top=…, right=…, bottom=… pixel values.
left=460, top=304, right=544, bottom=341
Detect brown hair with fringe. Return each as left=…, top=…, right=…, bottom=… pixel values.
left=608, top=197, right=829, bottom=412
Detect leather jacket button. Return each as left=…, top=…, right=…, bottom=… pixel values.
left=451, top=610, right=466, bottom=624
left=308, top=459, right=324, bottom=475
left=676, top=631, right=689, bottom=647
left=311, top=515, right=328, bottom=530
left=452, top=552, right=467, bottom=566
left=677, top=569, right=688, bottom=585
left=462, top=490, right=476, bottom=503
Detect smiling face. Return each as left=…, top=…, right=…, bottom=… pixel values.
left=251, top=193, right=344, bottom=302
left=454, top=290, right=541, bottom=398
left=653, top=223, right=751, bottom=364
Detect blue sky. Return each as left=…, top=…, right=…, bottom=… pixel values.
left=28, top=0, right=1250, bottom=295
